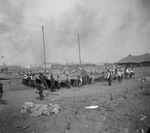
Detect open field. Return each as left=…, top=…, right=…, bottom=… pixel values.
left=0, top=67, right=150, bottom=133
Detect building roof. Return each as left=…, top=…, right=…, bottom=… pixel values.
left=116, top=53, right=150, bottom=64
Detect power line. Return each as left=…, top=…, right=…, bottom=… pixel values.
left=0, top=17, right=40, bottom=27
left=0, top=16, right=82, bottom=65
left=0, top=16, right=77, bottom=35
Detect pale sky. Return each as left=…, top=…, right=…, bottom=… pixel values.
left=0, top=0, right=150, bottom=65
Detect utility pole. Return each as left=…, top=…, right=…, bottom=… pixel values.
left=77, top=34, right=81, bottom=67
left=41, top=26, right=46, bottom=69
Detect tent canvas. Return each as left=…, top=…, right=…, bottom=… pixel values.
left=116, top=53, right=150, bottom=64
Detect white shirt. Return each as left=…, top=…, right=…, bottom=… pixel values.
left=24, top=75, right=28, bottom=79
left=107, top=73, right=111, bottom=79
left=118, top=71, right=122, bottom=76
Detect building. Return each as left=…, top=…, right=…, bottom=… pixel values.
left=115, top=53, right=150, bottom=67
left=51, top=63, right=64, bottom=69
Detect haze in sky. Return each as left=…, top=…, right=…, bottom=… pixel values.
left=0, top=0, right=150, bottom=65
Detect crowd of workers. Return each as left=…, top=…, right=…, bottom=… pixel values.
left=21, top=66, right=135, bottom=100
left=21, top=69, right=96, bottom=100
left=105, top=66, right=135, bottom=86
left=0, top=66, right=135, bottom=101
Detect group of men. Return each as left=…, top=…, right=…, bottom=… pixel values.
left=35, top=70, right=96, bottom=100
left=65, top=72, right=95, bottom=88
left=21, top=66, right=136, bottom=100
left=0, top=66, right=136, bottom=101
left=106, top=66, right=135, bottom=86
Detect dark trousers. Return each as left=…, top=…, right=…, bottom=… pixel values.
left=57, top=82, right=60, bottom=90
left=51, top=86, right=55, bottom=92
left=39, top=90, right=44, bottom=100
left=108, top=78, right=111, bottom=86
left=118, top=76, right=121, bottom=83
left=0, top=93, right=3, bottom=100
left=130, top=73, right=134, bottom=78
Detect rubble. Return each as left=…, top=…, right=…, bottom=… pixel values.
left=21, top=102, right=61, bottom=116
left=137, top=77, right=150, bottom=82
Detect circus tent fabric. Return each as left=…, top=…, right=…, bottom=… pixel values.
left=116, top=53, right=150, bottom=65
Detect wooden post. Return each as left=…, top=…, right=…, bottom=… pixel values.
left=123, top=91, right=127, bottom=99
left=110, top=93, right=113, bottom=100
left=77, top=34, right=81, bottom=67
left=41, top=26, right=46, bottom=70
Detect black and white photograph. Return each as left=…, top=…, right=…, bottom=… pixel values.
left=0, top=0, right=150, bottom=132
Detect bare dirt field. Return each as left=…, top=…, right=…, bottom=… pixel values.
left=0, top=67, right=150, bottom=133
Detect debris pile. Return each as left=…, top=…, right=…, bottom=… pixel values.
left=21, top=102, right=61, bottom=116
left=137, top=77, right=150, bottom=82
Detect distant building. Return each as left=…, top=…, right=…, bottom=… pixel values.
left=104, top=63, right=114, bottom=68
left=83, top=63, right=97, bottom=67
left=23, top=65, right=31, bottom=69
left=65, top=63, right=97, bottom=68
left=46, top=63, right=52, bottom=68
left=51, top=63, right=64, bottom=69
left=115, top=53, right=150, bottom=67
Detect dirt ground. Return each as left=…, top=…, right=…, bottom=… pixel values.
left=0, top=67, right=150, bottom=133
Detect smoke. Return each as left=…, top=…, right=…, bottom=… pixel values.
left=0, top=0, right=150, bottom=65
left=50, top=0, right=150, bottom=62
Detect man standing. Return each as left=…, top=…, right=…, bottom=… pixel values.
left=91, top=73, right=95, bottom=84
left=107, top=69, right=112, bottom=86
left=36, top=83, right=45, bottom=100
left=50, top=73, right=55, bottom=92
left=56, top=76, right=60, bottom=90
left=0, top=81, right=3, bottom=101
left=117, top=70, right=122, bottom=83
left=40, top=73, right=49, bottom=89
left=66, top=74, right=71, bottom=86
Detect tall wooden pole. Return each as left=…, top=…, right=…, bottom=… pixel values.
left=78, top=34, right=81, bottom=66
left=41, top=26, right=46, bottom=69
